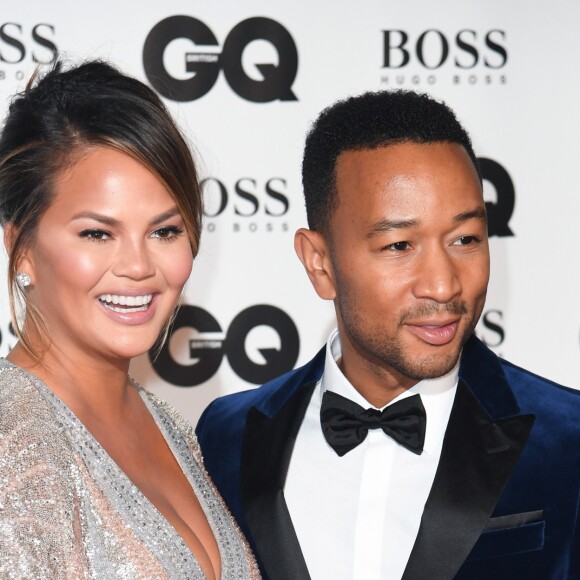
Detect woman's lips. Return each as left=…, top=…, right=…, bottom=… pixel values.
left=404, top=320, right=459, bottom=345
left=97, top=292, right=159, bottom=325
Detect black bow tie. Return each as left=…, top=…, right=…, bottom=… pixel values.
left=320, top=391, right=426, bottom=457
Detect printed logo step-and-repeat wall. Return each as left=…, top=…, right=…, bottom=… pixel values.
left=0, top=1, right=578, bottom=425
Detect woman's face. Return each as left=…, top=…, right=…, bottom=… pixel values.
left=21, top=146, right=194, bottom=362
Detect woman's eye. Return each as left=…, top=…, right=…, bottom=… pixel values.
left=79, top=229, right=111, bottom=241
left=151, top=226, right=183, bottom=241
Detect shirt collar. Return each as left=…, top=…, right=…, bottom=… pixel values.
left=320, top=328, right=458, bottom=456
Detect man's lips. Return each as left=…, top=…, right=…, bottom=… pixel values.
left=404, top=320, right=460, bottom=346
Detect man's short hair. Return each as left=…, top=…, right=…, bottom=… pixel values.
left=302, top=89, right=480, bottom=233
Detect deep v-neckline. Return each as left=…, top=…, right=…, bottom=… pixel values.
left=1, top=359, right=210, bottom=577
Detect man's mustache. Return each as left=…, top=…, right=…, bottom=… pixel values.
left=400, top=301, right=468, bottom=323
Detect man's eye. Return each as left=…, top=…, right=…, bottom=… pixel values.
left=386, top=241, right=410, bottom=251
left=454, top=235, right=479, bottom=246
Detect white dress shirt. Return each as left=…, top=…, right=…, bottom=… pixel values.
left=284, top=329, right=458, bottom=580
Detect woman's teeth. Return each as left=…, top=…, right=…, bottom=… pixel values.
left=98, top=293, right=153, bottom=312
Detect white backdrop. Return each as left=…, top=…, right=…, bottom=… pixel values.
left=0, top=0, right=578, bottom=425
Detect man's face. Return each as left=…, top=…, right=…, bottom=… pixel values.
left=325, top=142, right=489, bottom=391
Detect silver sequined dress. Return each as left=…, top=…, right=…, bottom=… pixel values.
left=0, top=359, right=261, bottom=579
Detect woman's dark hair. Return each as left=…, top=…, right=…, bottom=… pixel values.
left=0, top=59, right=202, bottom=354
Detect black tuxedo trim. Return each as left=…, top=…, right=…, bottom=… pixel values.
left=197, top=336, right=580, bottom=579
left=401, top=379, right=535, bottom=580
left=241, top=381, right=316, bottom=580
left=240, top=374, right=534, bottom=580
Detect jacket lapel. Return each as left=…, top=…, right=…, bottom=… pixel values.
left=402, top=337, right=535, bottom=580
left=239, top=336, right=533, bottom=579
left=241, top=380, right=317, bottom=580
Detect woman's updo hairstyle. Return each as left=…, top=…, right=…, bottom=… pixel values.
left=0, top=59, right=202, bottom=353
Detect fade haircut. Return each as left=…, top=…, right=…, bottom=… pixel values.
left=302, top=89, right=480, bottom=233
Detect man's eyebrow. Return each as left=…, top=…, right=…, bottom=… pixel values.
left=454, top=207, right=487, bottom=223
left=366, top=218, right=418, bottom=238
left=365, top=207, right=487, bottom=238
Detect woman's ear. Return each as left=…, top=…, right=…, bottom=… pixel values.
left=3, top=223, right=15, bottom=254
left=294, top=228, right=337, bottom=300
left=4, top=224, right=34, bottom=283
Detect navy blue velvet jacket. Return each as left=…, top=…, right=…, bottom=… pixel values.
left=196, top=336, right=580, bottom=579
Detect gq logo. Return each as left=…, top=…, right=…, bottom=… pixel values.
left=479, top=157, right=515, bottom=237
left=143, top=16, right=298, bottom=102
left=150, top=304, right=299, bottom=386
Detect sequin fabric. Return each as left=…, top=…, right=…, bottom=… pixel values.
left=0, top=359, right=261, bottom=579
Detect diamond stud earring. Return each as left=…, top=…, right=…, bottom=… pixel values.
left=16, top=272, right=31, bottom=287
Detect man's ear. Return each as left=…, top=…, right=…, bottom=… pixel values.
left=294, top=228, right=337, bottom=300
